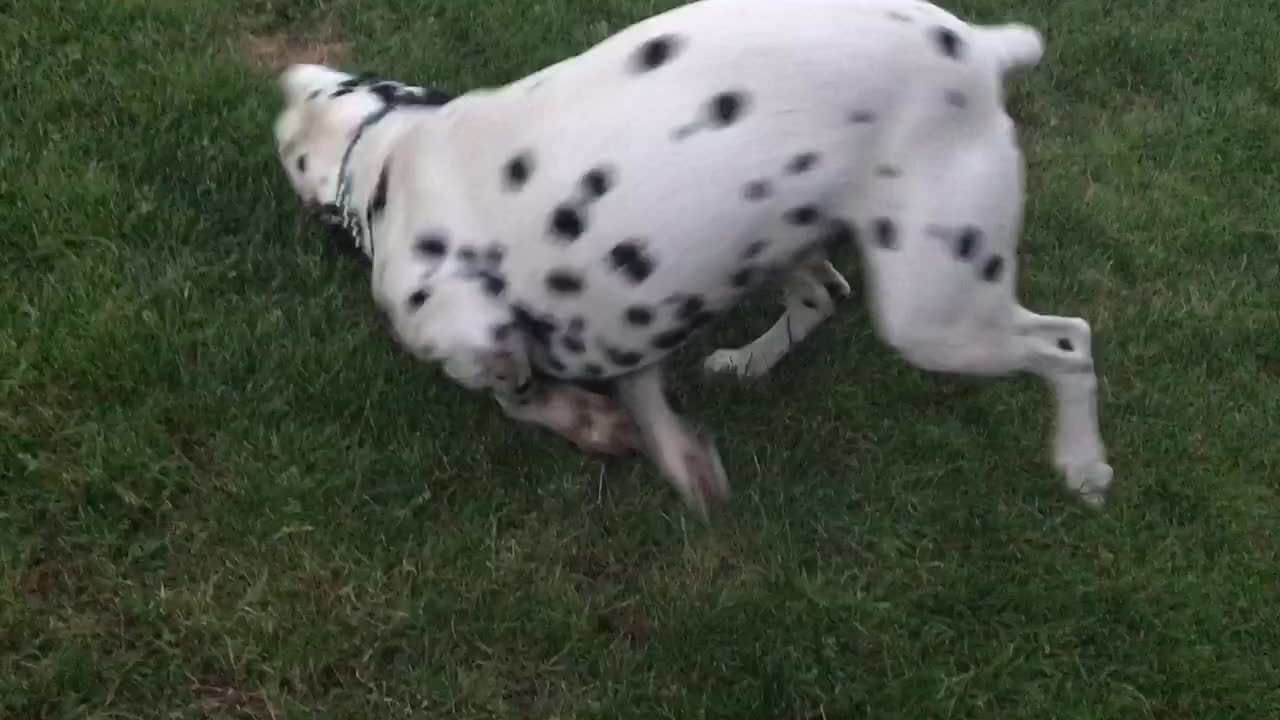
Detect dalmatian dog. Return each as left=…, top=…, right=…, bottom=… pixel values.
left=272, top=0, right=1114, bottom=515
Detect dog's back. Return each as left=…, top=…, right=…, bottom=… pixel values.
left=376, top=0, right=1041, bottom=381
left=285, top=0, right=1110, bottom=512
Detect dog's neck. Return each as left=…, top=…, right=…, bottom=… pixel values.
left=322, top=107, right=409, bottom=260
left=322, top=85, right=457, bottom=260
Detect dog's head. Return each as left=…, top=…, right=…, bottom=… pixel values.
left=272, top=63, right=454, bottom=219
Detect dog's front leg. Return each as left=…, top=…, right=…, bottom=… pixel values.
left=474, top=333, right=642, bottom=458
left=615, top=363, right=731, bottom=517
left=391, top=274, right=641, bottom=456
left=439, top=338, right=642, bottom=457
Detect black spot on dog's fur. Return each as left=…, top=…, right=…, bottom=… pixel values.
left=786, top=152, right=820, bottom=174
left=708, top=91, right=748, bottom=127
left=625, top=305, right=654, bottom=326
left=633, top=34, right=682, bottom=72
left=481, top=272, right=507, bottom=297
left=875, top=165, right=901, bottom=178
left=514, top=305, right=557, bottom=345
left=786, top=206, right=821, bottom=226
left=981, top=256, right=1005, bottom=283
left=730, top=267, right=758, bottom=288
left=802, top=298, right=820, bottom=311
left=607, top=240, right=655, bottom=284
left=648, top=294, right=718, bottom=351
left=955, top=227, right=981, bottom=259
left=505, top=153, right=534, bottom=190
left=485, top=245, right=506, bottom=265
left=743, top=180, right=773, bottom=201
left=874, top=218, right=898, bottom=249
left=945, top=90, right=968, bottom=108
left=407, top=290, right=428, bottom=310
left=676, top=295, right=706, bottom=321
left=934, top=27, right=964, bottom=59
left=823, top=219, right=857, bottom=251
left=546, top=268, right=586, bottom=295
left=849, top=110, right=877, bottom=124
left=296, top=154, right=307, bottom=173
left=550, top=206, right=585, bottom=241
left=457, top=246, right=477, bottom=263
left=581, top=167, right=614, bottom=199
left=651, top=326, right=690, bottom=350
left=1058, top=338, right=1074, bottom=352
left=415, top=233, right=448, bottom=257
left=604, top=345, right=644, bottom=368
left=369, top=164, right=390, bottom=218
left=742, top=239, right=769, bottom=260
left=330, top=88, right=354, bottom=98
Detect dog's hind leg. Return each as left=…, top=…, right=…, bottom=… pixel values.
left=852, top=113, right=1112, bottom=505
left=871, top=288, right=1112, bottom=505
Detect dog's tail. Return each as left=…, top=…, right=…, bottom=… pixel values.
left=976, top=23, right=1044, bottom=76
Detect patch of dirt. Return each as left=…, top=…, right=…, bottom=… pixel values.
left=20, top=545, right=100, bottom=604
left=237, top=29, right=351, bottom=74
left=595, top=606, right=655, bottom=650
left=22, top=560, right=78, bottom=600
left=159, top=413, right=215, bottom=476
left=191, top=676, right=279, bottom=719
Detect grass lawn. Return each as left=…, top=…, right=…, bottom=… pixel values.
left=3, top=0, right=1279, bottom=717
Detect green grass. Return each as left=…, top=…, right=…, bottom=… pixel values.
left=3, top=0, right=1279, bottom=717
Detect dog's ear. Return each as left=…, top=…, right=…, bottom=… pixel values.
left=276, top=63, right=310, bottom=100
left=276, top=63, right=349, bottom=103
left=368, top=82, right=401, bottom=105
left=398, top=87, right=456, bottom=107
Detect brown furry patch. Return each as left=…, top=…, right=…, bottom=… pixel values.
left=191, top=675, right=278, bottom=719
left=237, top=29, right=351, bottom=74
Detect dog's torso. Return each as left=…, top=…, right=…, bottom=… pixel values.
left=276, top=0, right=1117, bottom=510
left=361, top=0, right=1023, bottom=382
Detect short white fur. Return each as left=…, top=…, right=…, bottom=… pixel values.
left=271, top=0, right=1113, bottom=514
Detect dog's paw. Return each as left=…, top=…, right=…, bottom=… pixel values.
left=1062, top=460, right=1113, bottom=509
left=810, top=260, right=852, bottom=301
left=703, top=349, right=760, bottom=379
left=677, top=432, right=731, bottom=518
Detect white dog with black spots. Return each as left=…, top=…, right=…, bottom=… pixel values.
left=272, top=0, right=1114, bottom=515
